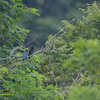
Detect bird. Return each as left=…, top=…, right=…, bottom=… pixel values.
left=29, top=47, right=35, bottom=59
left=23, top=50, right=29, bottom=61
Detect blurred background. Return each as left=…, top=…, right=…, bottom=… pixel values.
left=8, top=0, right=100, bottom=48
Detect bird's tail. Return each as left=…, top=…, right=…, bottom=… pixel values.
left=29, top=54, right=30, bottom=59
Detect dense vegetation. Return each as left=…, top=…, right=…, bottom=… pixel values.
left=0, top=0, right=100, bottom=100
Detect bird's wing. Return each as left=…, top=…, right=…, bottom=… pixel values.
left=23, top=51, right=28, bottom=59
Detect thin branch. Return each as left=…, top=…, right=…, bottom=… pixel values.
left=24, top=34, right=37, bottom=46
left=0, top=48, right=17, bottom=60
left=17, top=40, right=24, bottom=47
left=40, top=27, right=53, bottom=34
left=10, top=65, right=18, bottom=74
left=0, top=20, right=74, bottom=67
left=67, top=72, right=80, bottom=90
left=43, top=20, right=73, bottom=50
left=27, top=14, right=32, bottom=20
left=0, top=49, right=43, bottom=68
left=0, top=47, right=57, bottom=68
left=5, top=32, right=17, bottom=45
left=0, top=34, right=37, bottom=61
left=0, top=58, right=22, bottom=68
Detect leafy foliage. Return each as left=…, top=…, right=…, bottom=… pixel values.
left=39, top=1, right=100, bottom=99
left=68, top=86, right=100, bottom=100
left=0, top=0, right=39, bottom=46
left=0, top=1, right=100, bottom=100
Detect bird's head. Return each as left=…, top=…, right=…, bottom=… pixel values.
left=31, top=47, right=35, bottom=49
left=26, top=50, right=29, bottom=52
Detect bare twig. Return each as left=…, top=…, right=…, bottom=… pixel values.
left=24, top=34, right=37, bottom=46
left=40, top=27, right=53, bottom=34
left=0, top=48, right=17, bottom=61
left=43, top=20, right=73, bottom=50
left=17, top=41, right=24, bottom=47
left=27, top=14, right=32, bottom=20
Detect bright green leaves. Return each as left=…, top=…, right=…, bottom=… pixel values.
left=30, top=8, right=40, bottom=16
left=16, top=55, right=40, bottom=71
left=68, top=86, right=100, bottom=100
left=65, top=39, right=100, bottom=73
left=2, top=69, right=64, bottom=100
left=60, top=3, right=100, bottom=97
left=10, top=0, right=16, bottom=4
left=62, top=2, right=100, bottom=42
left=1, top=1, right=100, bottom=100
left=0, top=67, right=8, bottom=83
left=0, top=67, right=8, bottom=75
left=10, top=0, right=40, bottom=16
left=63, top=39, right=100, bottom=88
left=0, top=0, right=65, bottom=100
left=0, top=0, right=39, bottom=46
left=77, top=2, right=100, bottom=39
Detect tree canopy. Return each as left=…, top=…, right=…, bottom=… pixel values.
left=0, top=0, right=100, bottom=100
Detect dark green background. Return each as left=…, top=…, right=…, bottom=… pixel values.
left=8, top=0, right=100, bottom=48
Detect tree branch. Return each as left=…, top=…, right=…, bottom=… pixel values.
left=0, top=48, right=17, bottom=60
left=0, top=20, right=74, bottom=67
left=24, top=34, right=37, bottom=46
left=5, top=32, right=17, bottom=45
left=43, top=20, right=73, bottom=50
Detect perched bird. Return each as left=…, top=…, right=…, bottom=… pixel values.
left=23, top=50, right=29, bottom=61
left=29, top=47, right=35, bottom=59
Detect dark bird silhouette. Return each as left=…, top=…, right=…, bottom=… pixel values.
left=23, top=50, right=29, bottom=61
left=29, top=47, right=35, bottom=59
